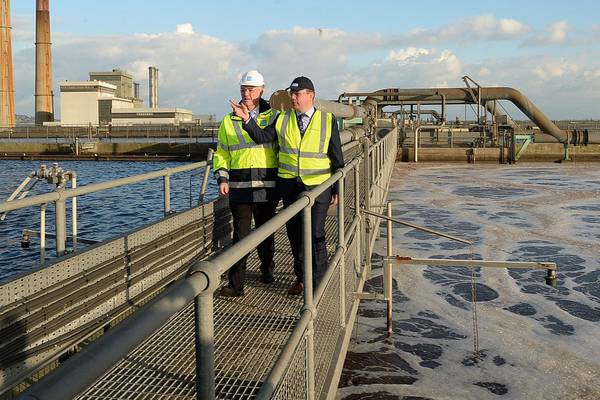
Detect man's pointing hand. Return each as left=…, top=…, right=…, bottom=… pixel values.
left=229, top=100, right=250, bottom=121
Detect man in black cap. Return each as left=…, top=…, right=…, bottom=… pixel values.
left=229, top=76, right=344, bottom=295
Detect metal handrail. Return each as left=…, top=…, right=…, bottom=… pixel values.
left=0, top=160, right=208, bottom=213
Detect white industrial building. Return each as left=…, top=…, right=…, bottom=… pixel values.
left=59, top=67, right=193, bottom=127
left=111, top=108, right=193, bottom=125
left=59, top=81, right=134, bottom=126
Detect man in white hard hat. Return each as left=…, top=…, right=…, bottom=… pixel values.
left=213, top=70, right=279, bottom=297
left=229, top=76, right=344, bottom=296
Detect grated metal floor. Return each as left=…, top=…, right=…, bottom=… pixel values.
left=78, top=216, right=339, bottom=400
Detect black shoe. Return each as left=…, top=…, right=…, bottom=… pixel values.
left=261, top=273, right=274, bottom=284
left=220, top=287, right=244, bottom=297
left=287, top=281, right=304, bottom=295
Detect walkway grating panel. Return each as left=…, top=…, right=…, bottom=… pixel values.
left=78, top=214, right=340, bottom=400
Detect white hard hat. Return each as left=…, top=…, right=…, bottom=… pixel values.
left=239, top=70, right=265, bottom=87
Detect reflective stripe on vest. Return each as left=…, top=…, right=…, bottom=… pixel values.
left=228, top=180, right=277, bottom=189
left=277, top=109, right=332, bottom=185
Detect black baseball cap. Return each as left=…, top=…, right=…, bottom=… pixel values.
left=286, top=76, right=315, bottom=92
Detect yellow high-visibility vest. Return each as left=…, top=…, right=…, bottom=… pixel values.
left=213, top=108, right=278, bottom=188
left=276, top=109, right=332, bottom=186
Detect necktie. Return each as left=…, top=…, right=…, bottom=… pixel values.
left=297, top=113, right=307, bottom=134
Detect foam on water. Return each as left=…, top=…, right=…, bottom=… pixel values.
left=339, top=163, right=600, bottom=400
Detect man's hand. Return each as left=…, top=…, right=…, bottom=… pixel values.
left=229, top=99, right=250, bottom=121
left=330, top=194, right=338, bottom=207
left=219, top=182, right=229, bottom=197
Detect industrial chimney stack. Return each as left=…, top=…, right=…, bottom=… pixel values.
left=0, top=0, right=15, bottom=127
left=148, top=66, right=158, bottom=108
left=35, top=0, right=53, bottom=125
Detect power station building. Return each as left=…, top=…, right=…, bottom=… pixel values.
left=59, top=81, right=134, bottom=126
left=58, top=67, right=192, bottom=126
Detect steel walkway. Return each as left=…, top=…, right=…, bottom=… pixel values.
left=78, top=222, right=337, bottom=399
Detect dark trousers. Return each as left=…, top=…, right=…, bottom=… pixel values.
left=279, top=178, right=332, bottom=288
left=228, top=201, right=277, bottom=292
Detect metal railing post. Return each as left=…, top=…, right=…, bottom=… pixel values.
left=55, top=197, right=67, bottom=256
left=71, top=174, right=77, bottom=250
left=194, top=293, right=215, bottom=400
left=302, top=206, right=315, bottom=400
left=385, top=202, right=393, bottom=335
left=363, top=139, right=371, bottom=273
left=354, top=163, right=362, bottom=271
left=40, top=204, right=46, bottom=263
left=199, top=149, right=214, bottom=204
left=164, top=173, right=171, bottom=215
left=337, top=177, right=346, bottom=327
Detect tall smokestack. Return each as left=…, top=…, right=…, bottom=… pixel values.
left=35, top=0, right=53, bottom=125
left=0, top=0, right=15, bottom=127
left=148, top=66, right=158, bottom=108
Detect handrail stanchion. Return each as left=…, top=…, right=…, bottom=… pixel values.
left=164, top=172, right=171, bottom=215
left=40, top=204, right=46, bottom=263
left=194, top=292, right=215, bottom=400
left=385, top=202, right=393, bottom=335
left=72, top=174, right=77, bottom=251
left=337, top=177, right=346, bottom=327
left=55, top=195, right=66, bottom=256
left=354, top=163, right=362, bottom=271
left=363, top=138, right=371, bottom=275
left=302, top=204, right=315, bottom=400
left=199, top=149, right=214, bottom=204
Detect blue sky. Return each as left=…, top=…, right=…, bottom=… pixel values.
left=8, top=0, right=600, bottom=119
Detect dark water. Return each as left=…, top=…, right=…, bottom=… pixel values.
left=0, top=159, right=217, bottom=282
left=339, top=163, right=600, bottom=400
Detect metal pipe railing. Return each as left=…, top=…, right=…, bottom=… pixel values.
left=0, top=161, right=208, bottom=213
left=0, top=160, right=209, bottom=256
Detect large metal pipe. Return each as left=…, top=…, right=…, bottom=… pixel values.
left=0, top=0, right=15, bottom=128
left=35, top=0, right=53, bottom=125
left=269, top=90, right=367, bottom=120
left=342, top=88, right=567, bottom=143
left=314, top=98, right=366, bottom=119
left=148, top=66, right=158, bottom=108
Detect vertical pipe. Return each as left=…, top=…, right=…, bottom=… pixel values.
left=55, top=197, right=66, bottom=256
left=303, top=206, right=315, bottom=400
left=149, top=66, right=159, bottom=108
left=199, top=149, right=214, bottom=204
left=40, top=203, right=46, bottom=263
left=337, top=177, right=346, bottom=327
left=0, top=0, right=15, bottom=127
left=385, top=202, right=393, bottom=335
left=71, top=174, right=77, bottom=250
left=35, top=0, right=53, bottom=125
left=194, top=293, right=215, bottom=400
left=163, top=173, right=171, bottom=215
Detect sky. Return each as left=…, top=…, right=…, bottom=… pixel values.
left=7, top=0, right=600, bottom=120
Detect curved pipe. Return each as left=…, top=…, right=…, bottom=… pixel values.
left=341, top=87, right=567, bottom=143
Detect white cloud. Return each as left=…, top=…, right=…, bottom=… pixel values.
left=386, top=48, right=430, bottom=64
left=526, top=20, right=569, bottom=45
left=176, top=23, right=194, bottom=35
left=533, top=59, right=579, bottom=81
left=338, top=48, right=463, bottom=93
left=425, top=13, right=530, bottom=43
